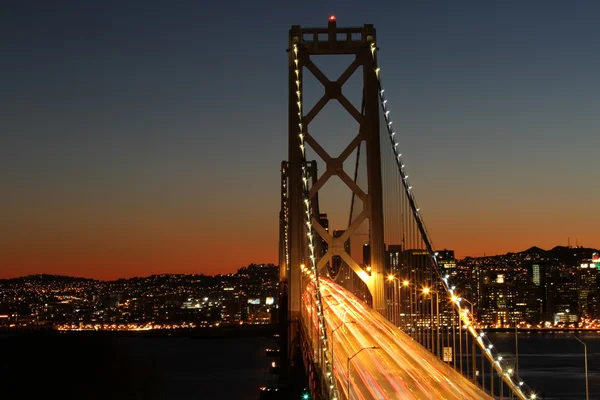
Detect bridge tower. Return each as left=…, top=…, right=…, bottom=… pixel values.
left=282, top=17, right=386, bottom=338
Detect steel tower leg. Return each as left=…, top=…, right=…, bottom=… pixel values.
left=285, top=21, right=389, bottom=364
left=287, top=28, right=305, bottom=364
left=279, top=162, right=289, bottom=282
left=363, top=47, right=386, bottom=315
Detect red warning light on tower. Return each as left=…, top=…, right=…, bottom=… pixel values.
left=329, top=15, right=336, bottom=22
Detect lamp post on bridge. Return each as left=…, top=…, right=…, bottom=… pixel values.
left=387, top=276, right=413, bottom=334
left=451, top=295, right=464, bottom=374
left=319, top=297, right=338, bottom=366
left=422, top=287, right=441, bottom=357
left=331, top=320, right=356, bottom=374
left=572, top=335, right=589, bottom=400
left=402, top=280, right=411, bottom=335
left=452, top=296, right=474, bottom=377
left=306, top=291, right=338, bottom=367
left=387, top=274, right=397, bottom=325
left=459, top=297, right=476, bottom=381
left=388, top=275, right=407, bottom=327
left=347, top=346, right=380, bottom=400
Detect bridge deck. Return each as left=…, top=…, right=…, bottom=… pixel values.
left=304, top=279, right=493, bottom=400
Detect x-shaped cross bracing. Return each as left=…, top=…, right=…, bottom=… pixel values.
left=301, top=55, right=372, bottom=284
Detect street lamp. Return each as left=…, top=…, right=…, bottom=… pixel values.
left=451, top=295, right=459, bottom=368
left=331, top=320, right=356, bottom=372
left=387, top=275, right=401, bottom=325
left=573, top=335, right=589, bottom=400
left=347, top=346, right=379, bottom=399
left=403, top=280, right=413, bottom=336
left=421, top=287, right=432, bottom=352
left=453, top=296, right=475, bottom=377
left=387, top=275, right=395, bottom=323
left=421, top=287, right=440, bottom=353
left=459, top=297, right=476, bottom=381
left=515, top=323, right=519, bottom=380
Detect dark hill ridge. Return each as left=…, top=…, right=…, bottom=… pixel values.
left=518, top=246, right=548, bottom=256
left=465, top=245, right=599, bottom=264
left=547, top=245, right=599, bottom=262
left=0, top=274, right=98, bottom=285
left=0, top=264, right=278, bottom=284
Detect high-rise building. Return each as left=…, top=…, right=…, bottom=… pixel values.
left=318, top=213, right=329, bottom=258
left=362, top=243, right=370, bottom=268
left=331, top=229, right=350, bottom=278
left=577, top=262, right=598, bottom=319
left=387, top=245, right=403, bottom=275
left=335, top=231, right=369, bottom=303
left=436, top=250, right=456, bottom=273
left=524, top=261, right=548, bottom=319
left=546, top=279, right=578, bottom=323
left=402, top=249, right=431, bottom=286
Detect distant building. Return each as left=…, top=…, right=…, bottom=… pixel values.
left=436, top=250, right=456, bottom=272
left=402, top=249, right=431, bottom=286
left=387, top=245, right=403, bottom=275
left=523, top=261, right=548, bottom=319
left=220, top=287, right=241, bottom=322
left=362, top=243, right=370, bottom=268
left=318, top=213, right=329, bottom=259
left=577, top=262, right=598, bottom=319
left=546, top=279, right=578, bottom=322
left=512, top=283, right=541, bottom=324
left=331, top=229, right=350, bottom=279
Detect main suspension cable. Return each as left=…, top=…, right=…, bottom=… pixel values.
left=369, top=41, right=539, bottom=400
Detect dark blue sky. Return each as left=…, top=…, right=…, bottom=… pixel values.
left=1, top=1, right=599, bottom=278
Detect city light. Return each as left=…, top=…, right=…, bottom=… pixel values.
left=1, top=264, right=280, bottom=331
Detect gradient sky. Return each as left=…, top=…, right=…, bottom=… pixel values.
left=1, top=1, right=599, bottom=280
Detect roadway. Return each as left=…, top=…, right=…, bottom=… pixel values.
left=303, top=279, right=493, bottom=400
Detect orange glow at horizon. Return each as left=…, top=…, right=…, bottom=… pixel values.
left=1, top=184, right=598, bottom=280
left=2, top=216, right=598, bottom=280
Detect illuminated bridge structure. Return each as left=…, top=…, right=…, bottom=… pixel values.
left=278, top=18, right=541, bottom=400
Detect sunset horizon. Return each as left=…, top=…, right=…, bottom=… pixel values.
left=2, top=241, right=597, bottom=281
left=2, top=2, right=598, bottom=284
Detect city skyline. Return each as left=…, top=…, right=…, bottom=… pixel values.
left=1, top=243, right=596, bottom=281
left=2, top=2, right=599, bottom=280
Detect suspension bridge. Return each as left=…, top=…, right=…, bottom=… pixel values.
left=278, top=17, right=540, bottom=400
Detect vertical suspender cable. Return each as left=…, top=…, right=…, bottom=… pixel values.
left=369, top=41, right=537, bottom=400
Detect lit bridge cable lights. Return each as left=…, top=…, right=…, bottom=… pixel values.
left=368, top=41, right=539, bottom=400
left=282, top=164, right=290, bottom=276
left=292, top=42, right=339, bottom=400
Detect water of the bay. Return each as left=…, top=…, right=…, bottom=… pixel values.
left=485, top=331, right=600, bottom=400
left=2, top=331, right=597, bottom=399
left=120, top=332, right=597, bottom=399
